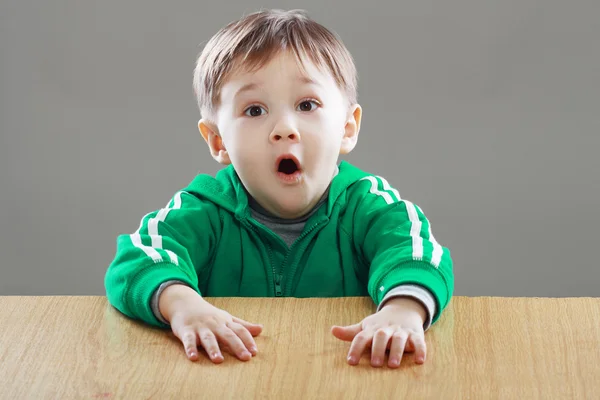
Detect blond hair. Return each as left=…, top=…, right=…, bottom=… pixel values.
left=193, top=9, right=357, bottom=121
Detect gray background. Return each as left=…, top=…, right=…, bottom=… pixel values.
left=1, top=0, right=598, bottom=296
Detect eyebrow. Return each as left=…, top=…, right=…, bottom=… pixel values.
left=233, top=76, right=322, bottom=100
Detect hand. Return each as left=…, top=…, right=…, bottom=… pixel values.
left=331, top=297, right=427, bottom=368
left=159, top=284, right=263, bottom=363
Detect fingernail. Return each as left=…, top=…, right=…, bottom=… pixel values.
left=250, top=346, right=258, bottom=354
left=189, top=351, right=197, bottom=358
left=373, top=357, right=382, bottom=366
left=390, top=358, right=399, bottom=366
left=347, top=356, right=356, bottom=364
left=211, top=352, right=219, bottom=359
left=243, top=351, right=252, bottom=358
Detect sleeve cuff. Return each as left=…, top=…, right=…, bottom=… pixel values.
left=377, top=284, right=437, bottom=331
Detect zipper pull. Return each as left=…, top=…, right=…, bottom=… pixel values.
left=274, top=274, right=283, bottom=297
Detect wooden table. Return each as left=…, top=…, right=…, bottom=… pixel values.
left=0, top=296, right=598, bottom=399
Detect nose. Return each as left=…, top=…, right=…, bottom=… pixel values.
left=269, top=114, right=301, bottom=143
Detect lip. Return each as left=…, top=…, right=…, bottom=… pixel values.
left=274, top=153, right=303, bottom=185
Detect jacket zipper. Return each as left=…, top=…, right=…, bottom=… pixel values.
left=274, top=272, right=283, bottom=296
left=244, top=215, right=327, bottom=297
left=243, top=219, right=287, bottom=297
left=280, top=216, right=328, bottom=296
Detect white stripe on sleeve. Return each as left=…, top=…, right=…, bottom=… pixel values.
left=360, top=176, right=394, bottom=204
left=377, top=175, right=401, bottom=202
left=360, top=176, right=425, bottom=263
left=415, top=204, right=443, bottom=268
left=130, top=212, right=163, bottom=263
left=129, top=191, right=187, bottom=265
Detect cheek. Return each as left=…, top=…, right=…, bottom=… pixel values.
left=316, top=120, right=346, bottom=147
left=220, top=126, right=244, bottom=153
left=306, top=114, right=343, bottom=137
left=232, top=140, right=263, bottom=167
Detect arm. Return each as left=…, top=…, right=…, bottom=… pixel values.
left=104, top=190, right=221, bottom=327
left=332, top=175, right=453, bottom=367
left=353, top=175, right=454, bottom=326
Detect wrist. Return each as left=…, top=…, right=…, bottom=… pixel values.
left=381, top=297, right=427, bottom=324
left=158, top=284, right=204, bottom=322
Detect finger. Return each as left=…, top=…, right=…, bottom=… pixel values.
left=371, top=328, right=394, bottom=367
left=409, top=333, right=427, bottom=364
left=404, top=339, right=416, bottom=353
left=216, top=326, right=252, bottom=361
left=346, top=330, right=373, bottom=365
left=387, top=331, right=409, bottom=368
left=232, top=317, right=263, bottom=337
left=177, top=329, right=201, bottom=361
left=331, top=323, right=362, bottom=341
left=227, top=321, right=259, bottom=356
left=197, top=328, right=224, bottom=364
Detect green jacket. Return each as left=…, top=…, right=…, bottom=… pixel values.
left=105, top=161, right=454, bottom=328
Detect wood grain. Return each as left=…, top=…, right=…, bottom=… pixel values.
left=0, top=296, right=598, bottom=399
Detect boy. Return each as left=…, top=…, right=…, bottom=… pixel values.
left=105, top=9, right=454, bottom=369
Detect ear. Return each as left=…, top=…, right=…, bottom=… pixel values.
left=339, top=104, right=362, bottom=155
left=198, top=119, right=231, bottom=165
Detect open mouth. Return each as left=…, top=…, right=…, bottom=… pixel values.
left=275, top=155, right=302, bottom=177
left=278, top=158, right=299, bottom=174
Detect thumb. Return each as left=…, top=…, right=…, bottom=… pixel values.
left=233, top=317, right=263, bottom=336
left=331, top=323, right=362, bottom=341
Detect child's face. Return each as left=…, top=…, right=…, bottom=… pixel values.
left=199, top=51, right=361, bottom=219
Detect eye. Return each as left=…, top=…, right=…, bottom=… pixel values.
left=297, top=99, right=320, bottom=112
left=244, top=105, right=267, bottom=117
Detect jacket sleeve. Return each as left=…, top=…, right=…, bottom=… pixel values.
left=104, top=190, right=221, bottom=327
left=351, top=175, right=454, bottom=326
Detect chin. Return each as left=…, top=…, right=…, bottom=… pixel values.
left=274, top=199, right=311, bottom=219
